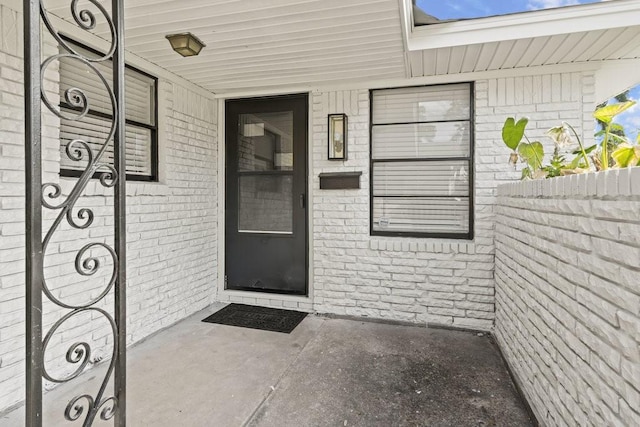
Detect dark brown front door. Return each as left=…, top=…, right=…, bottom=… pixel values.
left=225, top=94, right=308, bottom=295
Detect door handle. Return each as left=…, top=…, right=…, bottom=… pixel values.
left=299, top=194, right=305, bottom=209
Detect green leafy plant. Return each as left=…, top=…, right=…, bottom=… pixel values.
left=611, top=134, right=640, bottom=167
left=547, top=122, right=590, bottom=172
left=543, top=147, right=566, bottom=178
left=518, top=141, right=544, bottom=179
left=501, top=117, right=589, bottom=179
left=502, top=117, right=546, bottom=179
left=502, top=117, right=528, bottom=151
left=593, top=101, right=636, bottom=169
left=502, top=101, right=638, bottom=180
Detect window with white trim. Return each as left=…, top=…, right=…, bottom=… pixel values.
left=370, top=83, right=474, bottom=239
left=58, top=39, right=158, bottom=181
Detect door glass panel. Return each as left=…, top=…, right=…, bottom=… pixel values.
left=238, top=112, right=294, bottom=171
left=238, top=175, right=293, bottom=234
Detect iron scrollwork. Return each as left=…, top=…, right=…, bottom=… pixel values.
left=31, top=0, right=125, bottom=424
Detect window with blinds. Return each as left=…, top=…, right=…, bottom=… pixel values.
left=370, top=83, right=474, bottom=238
left=58, top=39, right=158, bottom=181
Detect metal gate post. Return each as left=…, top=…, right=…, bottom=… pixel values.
left=112, top=0, right=127, bottom=425
left=24, top=0, right=43, bottom=424
left=24, top=0, right=127, bottom=424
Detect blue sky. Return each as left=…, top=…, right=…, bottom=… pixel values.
left=416, top=0, right=604, bottom=20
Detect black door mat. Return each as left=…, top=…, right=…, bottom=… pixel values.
left=202, top=303, right=307, bottom=334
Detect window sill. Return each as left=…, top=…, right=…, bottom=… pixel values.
left=369, top=237, right=475, bottom=254
left=59, top=176, right=168, bottom=197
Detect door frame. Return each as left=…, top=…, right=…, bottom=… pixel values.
left=216, top=93, right=315, bottom=305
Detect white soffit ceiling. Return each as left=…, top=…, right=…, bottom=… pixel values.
left=408, top=27, right=640, bottom=77
left=46, top=0, right=408, bottom=94
left=406, top=0, right=640, bottom=78
left=45, top=0, right=640, bottom=90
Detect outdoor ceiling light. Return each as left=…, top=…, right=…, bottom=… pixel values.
left=165, top=32, right=206, bottom=57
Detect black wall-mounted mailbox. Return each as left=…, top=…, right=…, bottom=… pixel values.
left=319, top=171, right=362, bottom=190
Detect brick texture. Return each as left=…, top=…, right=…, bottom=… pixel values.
left=495, top=172, right=640, bottom=426
left=310, top=72, right=592, bottom=329
left=0, top=0, right=604, bottom=415
left=310, top=90, right=494, bottom=328
left=0, top=4, right=217, bottom=413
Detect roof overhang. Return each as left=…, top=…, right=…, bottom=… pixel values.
left=401, top=0, right=640, bottom=82
left=403, top=0, right=640, bottom=51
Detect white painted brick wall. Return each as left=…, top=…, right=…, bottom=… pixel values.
left=310, top=88, right=495, bottom=329
left=311, top=72, right=592, bottom=330
left=0, top=3, right=217, bottom=413
left=1, top=0, right=602, bottom=414
left=0, top=3, right=65, bottom=411
left=495, top=171, right=640, bottom=427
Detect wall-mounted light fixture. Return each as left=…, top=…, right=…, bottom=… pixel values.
left=328, top=113, right=347, bottom=160
left=165, top=32, right=206, bottom=57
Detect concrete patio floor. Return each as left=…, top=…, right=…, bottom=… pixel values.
left=2, top=304, right=533, bottom=426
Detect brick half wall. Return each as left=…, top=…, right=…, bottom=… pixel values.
left=495, top=170, right=640, bottom=426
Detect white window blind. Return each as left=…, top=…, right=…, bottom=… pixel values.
left=371, top=83, right=473, bottom=237
left=58, top=41, right=157, bottom=180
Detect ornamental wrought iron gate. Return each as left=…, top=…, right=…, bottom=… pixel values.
left=24, top=0, right=127, bottom=425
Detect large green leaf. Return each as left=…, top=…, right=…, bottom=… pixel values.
left=593, top=101, right=636, bottom=124
left=572, top=144, right=597, bottom=155
left=569, top=155, right=582, bottom=169
left=518, top=141, right=544, bottom=170
left=502, top=117, right=528, bottom=151
left=612, top=143, right=640, bottom=167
